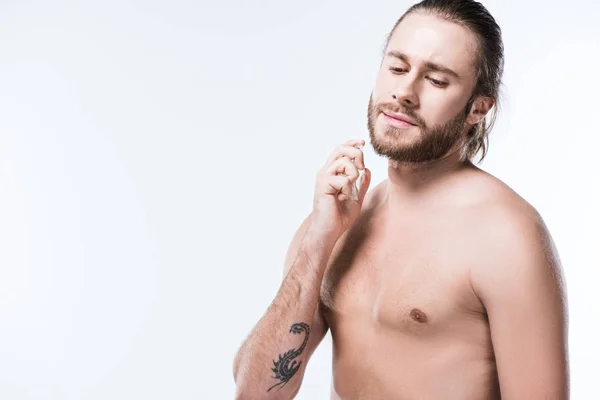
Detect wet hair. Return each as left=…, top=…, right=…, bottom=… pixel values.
left=384, top=0, right=504, bottom=163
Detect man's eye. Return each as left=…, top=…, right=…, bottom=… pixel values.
left=429, top=78, right=448, bottom=88
left=389, top=67, right=406, bottom=73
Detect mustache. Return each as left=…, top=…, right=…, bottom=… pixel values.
left=373, top=102, right=424, bottom=127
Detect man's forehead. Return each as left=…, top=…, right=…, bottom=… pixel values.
left=386, top=13, right=478, bottom=76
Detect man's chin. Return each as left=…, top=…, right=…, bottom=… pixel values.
left=370, top=138, right=416, bottom=161
left=371, top=128, right=420, bottom=149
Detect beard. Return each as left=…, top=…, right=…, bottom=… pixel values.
left=367, top=95, right=471, bottom=164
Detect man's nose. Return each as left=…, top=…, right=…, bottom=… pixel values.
left=391, top=79, right=419, bottom=108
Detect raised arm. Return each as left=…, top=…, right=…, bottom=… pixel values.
left=233, top=215, right=336, bottom=399
left=232, top=139, right=371, bottom=399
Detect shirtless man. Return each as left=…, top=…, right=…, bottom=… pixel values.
left=233, top=0, right=569, bottom=398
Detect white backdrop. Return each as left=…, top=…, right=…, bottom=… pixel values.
left=0, top=0, right=598, bottom=398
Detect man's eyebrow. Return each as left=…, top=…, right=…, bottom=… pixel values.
left=386, top=50, right=461, bottom=79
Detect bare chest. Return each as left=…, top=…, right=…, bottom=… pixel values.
left=319, top=223, right=485, bottom=336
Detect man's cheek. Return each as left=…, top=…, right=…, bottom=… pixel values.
left=373, top=77, right=392, bottom=98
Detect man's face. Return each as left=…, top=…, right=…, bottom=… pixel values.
left=368, top=13, right=480, bottom=163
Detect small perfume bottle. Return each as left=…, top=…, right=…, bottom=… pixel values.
left=350, top=167, right=365, bottom=201
left=349, top=143, right=364, bottom=201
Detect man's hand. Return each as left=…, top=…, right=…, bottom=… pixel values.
left=310, top=138, right=372, bottom=240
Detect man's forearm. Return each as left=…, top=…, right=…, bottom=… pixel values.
left=233, top=231, right=337, bottom=399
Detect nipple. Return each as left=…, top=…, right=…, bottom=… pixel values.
left=410, top=308, right=428, bottom=323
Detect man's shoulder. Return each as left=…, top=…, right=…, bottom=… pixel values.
left=467, top=170, right=543, bottom=239
left=464, top=171, right=561, bottom=289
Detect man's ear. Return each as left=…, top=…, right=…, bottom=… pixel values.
left=467, top=96, right=494, bottom=125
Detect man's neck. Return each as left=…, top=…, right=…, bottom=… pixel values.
left=383, top=149, right=474, bottom=209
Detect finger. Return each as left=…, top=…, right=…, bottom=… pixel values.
left=323, top=144, right=365, bottom=170
left=324, top=175, right=354, bottom=199
left=344, top=138, right=365, bottom=147
left=326, top=156, right=359, bottom=181
left=332, top=145, right=365, bottom=170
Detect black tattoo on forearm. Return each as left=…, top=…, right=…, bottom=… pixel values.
left=267, top=322, right=310, bottom=392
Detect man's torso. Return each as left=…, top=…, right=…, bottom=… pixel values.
left=319, top=172, right=509, bottom=399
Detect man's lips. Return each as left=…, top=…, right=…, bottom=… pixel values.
left=381, top=110, right=418, bottom=128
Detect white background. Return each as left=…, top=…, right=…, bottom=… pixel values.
left=0, top=0, right=598, bottom=398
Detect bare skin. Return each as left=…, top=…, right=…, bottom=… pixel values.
left=293, top=161, right=567, bottom=399
left=233, top=10, right=568, bottom=399
left=234, top=149, right=568, bottom=399
left=323, top=177, right=498, bottom=399
left=325, top=169, right=511, bottom=399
